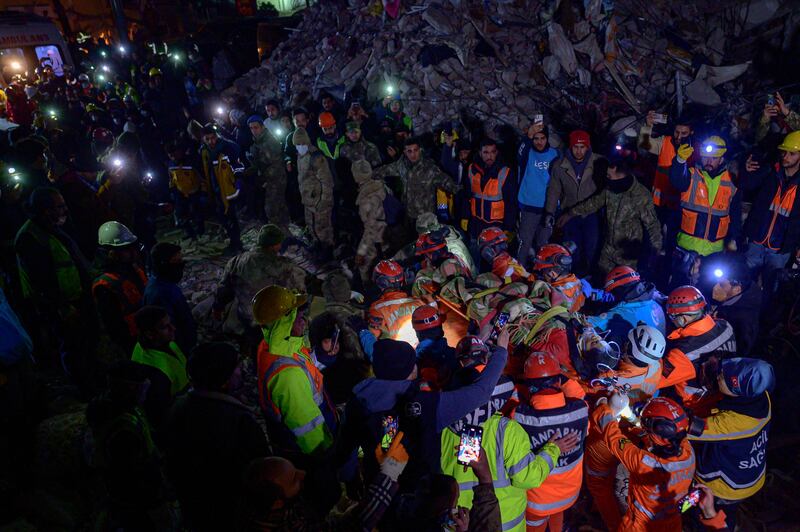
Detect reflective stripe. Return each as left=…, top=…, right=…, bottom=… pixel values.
left=492, top=380, right=516, bottom=396
left=290, top=414, right=325, bottom=437
left=586, top=465, right=613, bottom=477
left=537, top=450, right=554, bottom=472
left=514, top=405, right=589, bottom=427
left=692, top=413, right=769, bottom=441
left=596, top=413, right=614, bottom=429
left=551, top=456, right=583, bottom=475
left=501, top=511, right=525, bottom=531
left=372, top=297, right=418, bottom=311
left=459, top=479, right=513, bottom=491
left=262, top=356, right=324, bottom=423
left=633, top=499, right=675, bottom=521
left=683, top=323, right=735, bottom=361
left=641, top=453, right=695, bottom=472
left=527, top=491, right=579, bottom=512
left=527, top=517, right=547, bottom=526
left=495, top=416, right=509, bottom=484
left=507, top=453, right=536, bottom=477
left=696, top=466, right=766, bottom=489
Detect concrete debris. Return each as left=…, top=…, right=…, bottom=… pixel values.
left=226, top=0, right=799, bottom=139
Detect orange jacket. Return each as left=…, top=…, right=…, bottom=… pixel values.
left=653, top=138, right=681, bottom=209
left=594, top=359, right=662, bottom=405
left=551, top=274, right=585, bottom=313
left=592, top=404, right=696, bottom=532
left=367, top=290, right=424, bottom=342
left=92, top=266, right=148, bottom=337
left=491, top=252, right=532, bottom=283
left=469, top=164, right=509, bottom=223
left=680, top=168, right=737, bottom=243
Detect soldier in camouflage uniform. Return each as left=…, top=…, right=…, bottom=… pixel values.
left=340, top=122, right=382, bottom=168
left=352, top=159, right=387, bottom=282
left=374, top=138, right=460, bottom=226
left=557, top=158, right=662, bottom=274
left=246, top=116, right=291, bottom=230
left=293, top=127, right=335, bottom=248
left=322, top=271, right=366, bottom=360
left=212, top=224, right=307, bottom=329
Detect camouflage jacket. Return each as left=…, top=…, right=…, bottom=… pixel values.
left=341, top=139, right=383, bottom=168
left=325, top=301, right=366, bottom=360
left=375, top=156, right=458, bottom=220
left=569, top=180, right=663, bottom=251
left=213, top=247, right=307, bottom=327
left=248, top=131, right=286, bottom=184
left=297, top=148, right=334, bottom=210
left=356, top=179, right=387, bottom=253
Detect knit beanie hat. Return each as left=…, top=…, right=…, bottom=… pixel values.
left=351, top=159, right=373, bottom=183
left=569, top=130, right=591, bottom=148
left=292, top=127, right=311, bottom=146
left=257, top=224, right=285, bottom=247
left=372, top=339, right=417, bottom=380
left=721, top=358, right=775, bottom=397
left=247, top=114, right=264, bottom=125
left=188, top=342, right=240, bottom=390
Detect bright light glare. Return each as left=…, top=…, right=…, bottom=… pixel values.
left=386, top=85, right=394, bottom=95
left=276, top=128, right=284, bottom=136
left=113, top=159, right=122, bottom=167
left=705, top=145, right=713, bottom=153
left=713, top=268, right=724, bottom=278
left=8, top=167, right=16, bottom=174
left=615, top=144, right=623, bottom=151
left=10, top=61, right=22, bottom=71
left=101, top=64, right=110, bottom=72
left=216, top=106, right=225, bottom=115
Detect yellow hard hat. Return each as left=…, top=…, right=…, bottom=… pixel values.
left=701, top=136, right=727, bottom=157
left=252, top=285, right=308, bottom=325
left=778, top=131, right=800, bottom=153
left=148, top=67, right=162, bottom=77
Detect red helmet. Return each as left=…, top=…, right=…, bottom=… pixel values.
left=455, top=335, right=489, bottom=365
left=412, top=305, right=442, bottom=331
left=92, top=127, right=114, bottom=145
left=478, top=227, right=507, bottom=248
left=666, top=285, right=706, bottom=315
left=533, top=244, right=572, bottom=272
left=415, top=232, right=447, bottom=256
left=640, top=397, right=689, bottom=441
left=523, top=351, right=561, bottom=380
left=372, top=260, right=405, bottom=291
left=318, top=111, right=336, bottom=128
left=604, top=266, right=640, bottom=292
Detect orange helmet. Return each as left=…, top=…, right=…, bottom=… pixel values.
left=455, top=335, right=489, bottom=366
left=372, top=260, right=405, bottom=291
left=523, top=351, right=561, bottom=380
left=478, top=227, right=507, bottom=248
left=415, top=232, right=447, bottom=256
left=666, top=285, right=706, bottom=315
left=533, top=243, right=572, bottom=273
left=640, top=397, right=689, bottom=442
left=318, top=111, right=336, bottom=128
left=412, top=305, right=442, bottom=331
left=604, top=266, right=640, bottom=292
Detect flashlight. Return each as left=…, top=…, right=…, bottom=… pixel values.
left=713, top=268, right=724, bottom=279
left=275, top=127, right=284, bottom=136
left=386, top=85, right=394, bottom=95
left=98, top=74, right=106, bottom=82
left=100, top=50, right=107, bottom=58
left=172, top=53, right=181, bottom=62
left=615, top=144, right=623, bottom=151
left=144, top=171, right=154, bottom=183
left=8, top=167, right=15, bottom=174
left=215, top=106, right=225, bottom=115
left=113, top=158, right=123, bottom=168
left=10, top=61, right=22, bottom=71
left=101, top=64, right=110, bottom=72
left=118, top=45, right=126, bottom=54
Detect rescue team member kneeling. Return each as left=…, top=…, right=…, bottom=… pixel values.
left=689, top=358, right=774, bottom=531
left=593, top=395, right=695, bottom=532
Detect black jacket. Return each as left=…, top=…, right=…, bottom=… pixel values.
left=712, top=283, right=763, bottom=357
left=741, top=164, right=800, bottom=254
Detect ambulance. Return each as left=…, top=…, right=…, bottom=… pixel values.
left=0, top=12, right=74, bottom=85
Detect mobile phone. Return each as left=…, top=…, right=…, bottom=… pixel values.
left=653, top=113, right=668, bottom=125
left=533, top=114, right=544, bottom=125
left=490, top=312, right=510, bottom=342
left=331, top=325, right=340, bottom=353
left=457, top=425, right=483, bottom=466
left=678, top=488, right=701, bottom=513
left=767, top=94, right=776, bottom=106
left=381, top=415, right=399, bottom=450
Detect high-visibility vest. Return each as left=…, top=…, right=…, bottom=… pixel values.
left=16, top=220, right=82, bottom=303
left=653, top=139, right=681, bottom=208
left=551, top=274, right=585, bottom=312
left=441, top=413, right=559, bottom=532
left=168, top=166, right=201, bottom=197
left=679, top=168, right=736, bottom=244
left=755, top=181, right=798, bottom=250
left=131, top=341, right=189, bottom=396
left=513, top=393, right=588, bottom=522
left=367, top=290, right=423, bottom=343
left=316, top=136, right=345, bottom=160
left=469, top=165, right=509, bottom=223
left=92, top=267, right=147, bottom=337
left=200, top=151, right=239, bottom=213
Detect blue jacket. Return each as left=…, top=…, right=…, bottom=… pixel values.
left=0, top=287, right=33, bottom=366
left=587, top=284, right=665, bottom=346
left=517, top=138, right=559, bottom=209
left=143, top=276, right=197, bottom=354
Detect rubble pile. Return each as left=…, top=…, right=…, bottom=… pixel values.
left=227, top=0, right=798, bottom=140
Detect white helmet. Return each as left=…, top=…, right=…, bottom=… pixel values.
left=98, top=221, right=138, bottom=247
left=628, top=324, right=665, bottom=366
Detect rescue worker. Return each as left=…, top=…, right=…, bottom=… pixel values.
left=587, top=266, right=666, bottom=346
left=352, top=160, right=387, bottom=282
left=415, top=230, right=471, bottom=278
left=584, top=325, right=667, bottom=530
left=592, top=395, right=695, bottom=532
left=321, top=271, right=366, bottom=361
left=412, top=305, right=457, bottom=390
left=316, top=111, right=345, bottom=162
left=532, top=244, right=585, bottom=312
left=212, top=224, right=307, bottom=335
left=639, top=112, right=696, bottom=260
left=741, top=131, right=800, bottom=300
left=415, top=212, right=475, bottom=275
left=166, top=140, right=205, bottom=240
left=93, top=221, right=148, bottom=353
left=374, top=137, right=460, bottom=230
left=512, top=352, right=588, bottom=532
left=477, top=227, right=531, bottom=283
left=689, top=358, right=774, bottom=530
left=293, top=127, right=335, bottom=250
left=669, top=136, right=742, bottom=288
left=199, top=124, right=243, bottom=254
left=246, top=115, right=291, bottom=230
left=467, top=138, right=517, bottom=238
left=661, top=286, right=736, bottom=407
left=557, top=156, right=662, bottom=274
left=441, top=335, right=580, bottom=532
left=340, top=121, right=382, bottom=168
left=367, top=259, right=424, bottom=346
left=131, top=306, right=189, bottom=428
left=252, top=285, right=336, bottom=459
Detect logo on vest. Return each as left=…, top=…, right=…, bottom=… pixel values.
left=740, top=430, right=767, bottom=470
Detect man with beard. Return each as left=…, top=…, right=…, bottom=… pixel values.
left=557, top=156, right=662, bottom=274
left=466, top=138, right=517, bottom=239
left=517, top=121, right=559, bottom=262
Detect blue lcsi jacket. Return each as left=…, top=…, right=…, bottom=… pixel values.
left=517, top=138, right=559, bottom=209
left=587, top=284, right=666, bottom=346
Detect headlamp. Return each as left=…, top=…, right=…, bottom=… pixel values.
left=705, top=145, right=714, bottom=153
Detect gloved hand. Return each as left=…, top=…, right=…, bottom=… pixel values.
left=347, top=314, right=369, bottom=333
left=595, top=290, right=615, bottom=303
left=726, top=240, right=738, bottom=252
left=375, top=431, right=409, bottom=482
left=542, top=214, right=555, bottom=229
left=580, top=278, right=594, bottom=298
left=350, top=290, right=365, bottom=304
left=677, top=144, right=694, bottom=163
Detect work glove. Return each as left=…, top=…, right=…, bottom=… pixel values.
left=346, top=314, right=369, bottom=333
left=580, top=278, right=615, bottom=303
left=350, top=290, right=365, bottom=304
left=375, top=431, right=409, bottom=482
left=726, top=240, right=738, bottom=252
left=542, top=214, right=555, bottom=229
left=676, top=144, right=694, bottom=163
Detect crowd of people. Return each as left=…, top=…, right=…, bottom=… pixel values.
left=1, top=34, right=799, bottom=532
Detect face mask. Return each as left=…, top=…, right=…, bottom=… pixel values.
left=296, top=145, right=309, bottom=156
